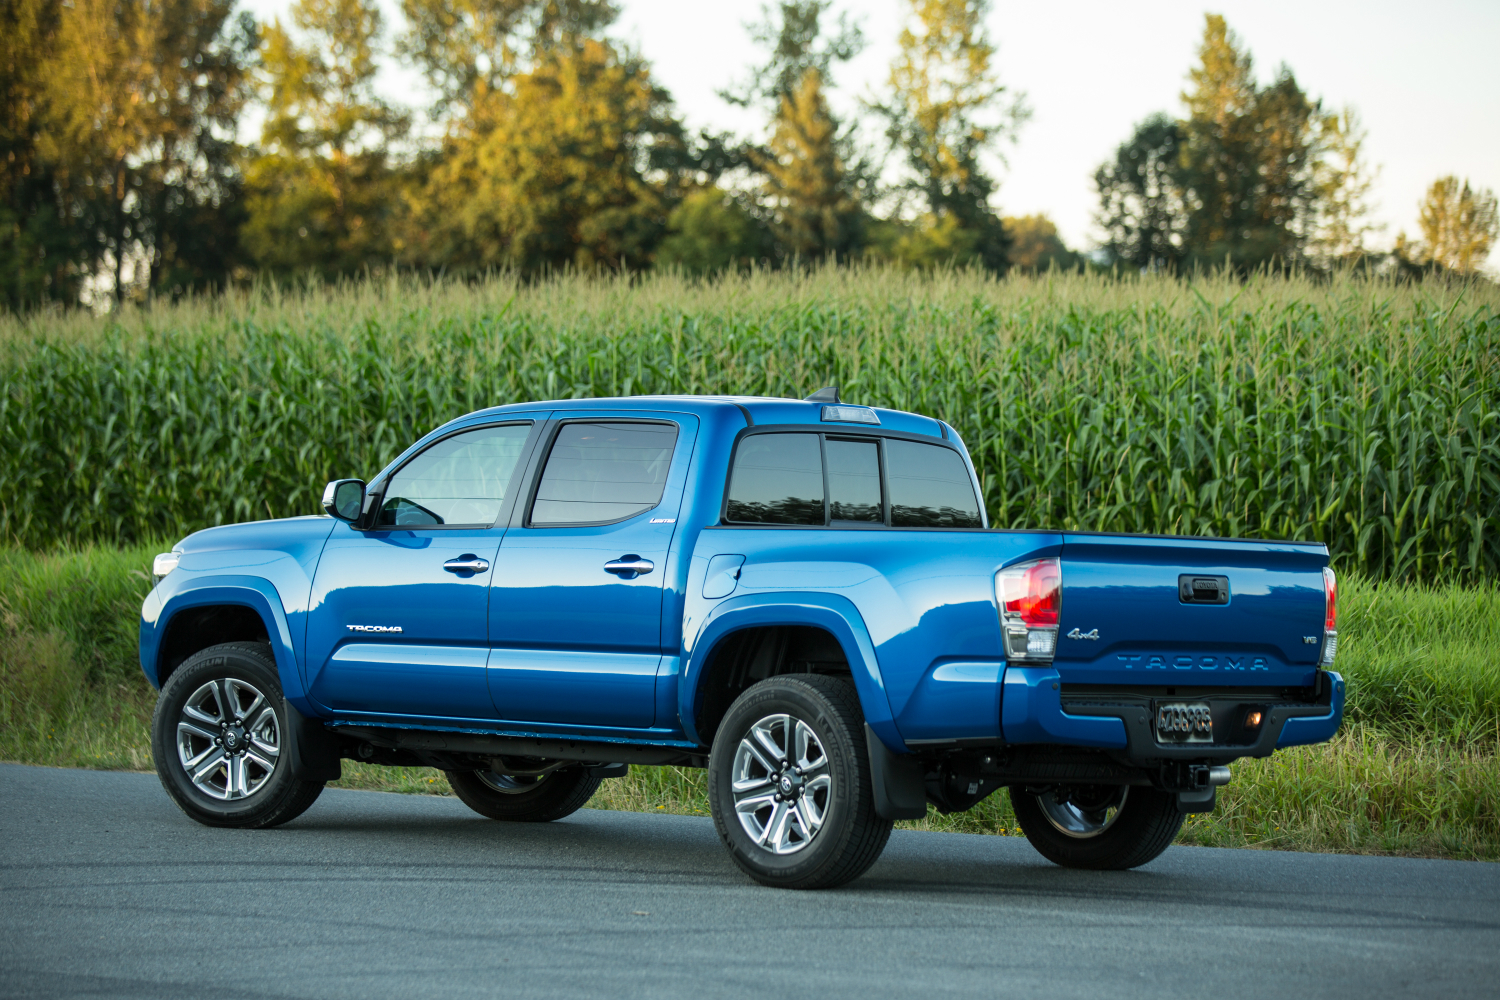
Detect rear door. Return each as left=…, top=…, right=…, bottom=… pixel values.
left=486, top=412, right=699, bottom=729
left=1053, top=533, right=1328, bottom=688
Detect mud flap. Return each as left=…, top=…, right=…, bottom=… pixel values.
left=865, top=723, right=927, bottom=820
left=286, top=701, right=343, bottom=782
left=1175, top=787, right=1217, bottom=813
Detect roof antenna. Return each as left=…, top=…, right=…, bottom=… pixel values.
left=804, top=386, right=840, bottom=403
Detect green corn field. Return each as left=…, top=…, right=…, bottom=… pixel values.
left=2, top=267, right=1497, bottom=581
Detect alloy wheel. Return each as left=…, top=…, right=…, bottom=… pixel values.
left=175, top=678, right=280, bottom=801
left=731, top=713, right=832, bottom=855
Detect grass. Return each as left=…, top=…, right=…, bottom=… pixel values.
left=0, top=543, right=1494, bottom=860
left=3, top=269, right=1497, bottom=582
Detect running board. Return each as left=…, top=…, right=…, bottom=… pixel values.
left=334, top=726, right=707, bottom=768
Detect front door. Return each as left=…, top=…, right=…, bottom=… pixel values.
left=306, top=418, right=542, bottom=721
left=487, top=413, right=697, bottom=730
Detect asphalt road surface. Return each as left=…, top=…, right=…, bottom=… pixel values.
left=2, top=763, right=1497, bottom=1000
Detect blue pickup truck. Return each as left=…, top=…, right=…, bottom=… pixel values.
left=140, top=391, right=1343, bottom=888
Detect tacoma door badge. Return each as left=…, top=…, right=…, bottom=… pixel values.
left=1066, top=627, right=1100, bottom=641
left=347, top=624, right=403, bottom=633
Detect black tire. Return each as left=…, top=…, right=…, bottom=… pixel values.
left=1011, top=783, right=1183, bottom=870
left=151, top=642, right=325, bottom=829
left=707, top=674, right=893, bottom=890
left=446, top=766, right=602, bottom=822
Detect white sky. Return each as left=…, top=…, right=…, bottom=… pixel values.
left=241, top=0, right=1500, bottom=261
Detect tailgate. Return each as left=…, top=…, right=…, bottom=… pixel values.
left=1054, top=534, right=1328, bottom=688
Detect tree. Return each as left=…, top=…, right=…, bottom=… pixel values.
left=1094, top=114, right=1187, bottom=271
left=874, top=0, right=1027, bottom=272
left=719, top=1, right=863, bottom=109
left=410, top=36, right=685, bottom=273
left=38, top=0, right=253, bottom=303
left=656, top=188, right=770, bottom=274
left=1412, top=176, right=1498, bottom=276
left=1309, top=108, right=1381, bottom=267
left=1176, top=15, right=1319, bottom=269
left=0, top=0, right=90, bottom=309
left=753, top=69, right=863, bottom=262
left=1004, top=214, right=1080, bottom=272
left=242, top=0, right=411, bottom=278
left=398, top=0, right=618, bottom=113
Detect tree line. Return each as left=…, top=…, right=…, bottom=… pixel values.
left=2, top=1, right=1496, bottom=310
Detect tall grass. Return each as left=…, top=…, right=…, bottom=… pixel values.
left=3, top=269, right=1497, bottom=580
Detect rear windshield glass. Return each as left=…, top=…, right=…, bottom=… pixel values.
left=826, top=438, right=881, bottom=522
left=886, top=439, right=982, bottom=528
left=725, top=433, right=824, bottom=524
left=531, top=422, right=678, bottom=525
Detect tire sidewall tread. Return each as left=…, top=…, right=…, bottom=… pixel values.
left=1011, top=784, right=1184, bottom=870
left=151, top=642, right=324, bottom=829
left=708, top=674, right=893, bottom=890
left=446, top=767, right=603, bottom=822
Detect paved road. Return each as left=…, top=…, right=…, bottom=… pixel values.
left=2, top=764, right=1497, bottom=1000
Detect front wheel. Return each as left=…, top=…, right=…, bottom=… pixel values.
left=151, top=642, right=325, bottom=828
left=1011, top=783, right=1183, bottom=870
left=707, top=674, right=893, bottom=889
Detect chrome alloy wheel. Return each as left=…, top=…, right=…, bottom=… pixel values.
left=175, top=678, right=280, bottom=801
left=1035, top=785, right=1129, bottom=839
left=731, top=713, right=832, bottom=856
left=475, top=771, right=547, bottom=795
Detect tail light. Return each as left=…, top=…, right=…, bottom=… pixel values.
left=1320, top=566, right=1338, bottom=666
left=996, top=558, right=1061, bottom=662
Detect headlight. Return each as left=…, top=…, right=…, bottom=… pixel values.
left=153, top=552, right=181, bottom=582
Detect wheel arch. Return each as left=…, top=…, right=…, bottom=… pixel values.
left=680, top=593, right=904, bottom=753
left=144, top=578, right=305, bottom=706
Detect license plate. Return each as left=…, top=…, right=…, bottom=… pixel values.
left=1155, top=702, right=1214, bottom=743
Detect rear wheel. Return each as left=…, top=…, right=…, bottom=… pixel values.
left=151, top=642, right=325, bottom=828
left=1011, top=783, right=1183, bottom=870
left=707, top=674, right=892, bottom=889
left=446, top=765, right=602, bottom=822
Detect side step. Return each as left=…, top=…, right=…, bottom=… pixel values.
left=334, top=725, right=707, bottom=768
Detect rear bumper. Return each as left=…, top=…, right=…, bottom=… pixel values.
left=1000, top=666, right=1343, bottom=765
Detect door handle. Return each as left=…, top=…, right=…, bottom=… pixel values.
left=604, top=555, right=655, bottom=579
left=443, top=555, right=491, bottom=575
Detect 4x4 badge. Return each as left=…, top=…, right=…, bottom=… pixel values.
left=1066, top=628, right=1100, bottom=641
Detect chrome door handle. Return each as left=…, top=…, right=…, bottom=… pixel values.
left=443, top=555, right=491, bottom=575
left=604, top=555, right=655, bottom=579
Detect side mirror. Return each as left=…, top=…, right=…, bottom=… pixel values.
left=322, top=479, right=366, bottom=522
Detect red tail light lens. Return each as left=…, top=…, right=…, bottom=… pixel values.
left=1000, top=558, right=1061, bottom=626
left=1323, top=566, right=1337, bottom=632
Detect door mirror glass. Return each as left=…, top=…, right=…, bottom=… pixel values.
left=322, top=479, right=366, bottom=522
left=377, top=423, right=532, bottom=528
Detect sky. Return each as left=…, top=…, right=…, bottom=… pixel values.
left=241, top=0, right=1500, bottom=262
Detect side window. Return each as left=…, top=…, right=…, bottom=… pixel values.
left=886, top=439, right=982, bottom=528
left=725, top=433, right=824, bottom=525
left=826, top=438, right=881, bottom=522
left=378, top=424, right=532, bottom=527
left=531, top=422, right=679, bottom=525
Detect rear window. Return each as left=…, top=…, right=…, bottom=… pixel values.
left=724, top=432, right=981, bottom=528
left=724, top=433, right=824, bottom=524
left=531, top=422, right=678, bottom=525
left=886, top=439, right=983, bottom=528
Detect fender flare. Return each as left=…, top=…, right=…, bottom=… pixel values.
left=679, top=592, right=907, bottom=753
left=143, top=576, right=309, bottom=710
